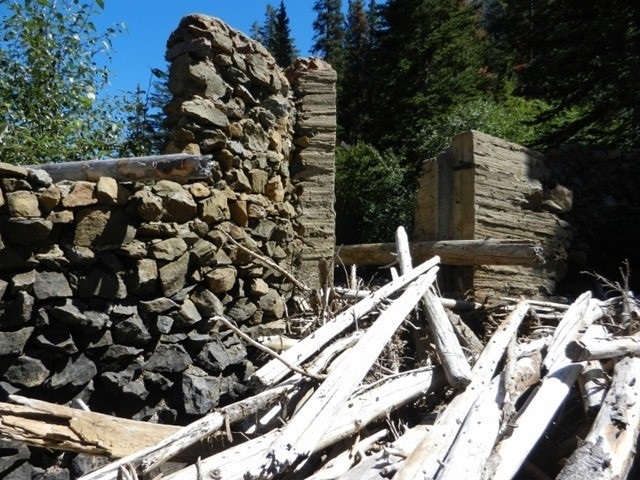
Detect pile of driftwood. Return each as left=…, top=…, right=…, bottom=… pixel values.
left=1, top=228, right=639, bottom=480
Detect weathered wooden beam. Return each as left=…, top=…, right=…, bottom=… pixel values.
left=0, top=395, right=179, bottom=458
left=335, top=239, right=543, bottom=267
left=29, top=154, right=215, bottom=183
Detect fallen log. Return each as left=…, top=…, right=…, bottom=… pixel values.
left=394, top=301, right=532, bottom=480
left=29, top=154, right=215, bottom=182
left=251, top=256, right=441, bottom=387
left=556, top=355, right=640, bottom=480
left=566, top=334, right=640, bottom=361
left=0, top=395, right=179, bottom=458
left=335, top=239, right=543, bottom=266
left=250, top=269, right=439, bottom=477
left=165, top=367, right=445, bottom=480
left=395, top=226, right=472, bottom=388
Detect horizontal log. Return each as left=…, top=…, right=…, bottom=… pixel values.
left=29, top=154, right=215, bottom=183
left=335, top=239, right=543, bottom=267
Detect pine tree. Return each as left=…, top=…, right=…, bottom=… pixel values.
left=339, top=0, right=374, bottom=143
left=366, top=0, right=489, bottom=160
left=311, top=0, right=345, bottom=70
left=486, top=0, right=640, bottom=149
left=251, top=2, right=299, bottom=68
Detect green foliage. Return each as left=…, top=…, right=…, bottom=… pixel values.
left=335, top=143, right=414, bottom=244
left=0, top=0, right=124, bottom=164
left=367, top=0, right=491, bottom=157
left=114, top=68, right=170, bottom=157
left=415, top=82, right=550, bottom=159
left=338, top=0, right=375, bottom=143
left=311, top=0, right=345, bottom=69
left=251, top=2, right=299, bottom=68
left=485, top=0, right=640, bottom=149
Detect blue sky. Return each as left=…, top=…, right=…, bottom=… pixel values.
left=95, top=1, right=319, bottom=95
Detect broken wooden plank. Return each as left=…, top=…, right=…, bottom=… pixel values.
left=29, top=154, right=215, bottom=182
left=250, top=269, right=439, bottom=477
left=1, top=395, right=179, bottom=458
left=394, top=301, right=531, bottom=480
left=165, top=367, right=444, bottom=480
left=80, top=386, right=290, bottom=480
left=335, top=239, right=543, bottom=266
left=566, top=334, right=640, bottom=361
left=556, top=355, right=640, bottom=480
left=251, top=256, right=441, bottom=387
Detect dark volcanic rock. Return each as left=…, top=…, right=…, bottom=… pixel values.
left=2, top=356, right=49, bottom=388
left=144, top=344, right=191, bottom=373
left=47, top=354, right=97, bottom=390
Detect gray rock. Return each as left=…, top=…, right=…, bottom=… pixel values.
left=100, top=344, right=143, bottom=366
left=181, top=372, right=222, bottom=415
left=5, top=190, right=40, bottom=217
left=2, top=291, right=34, bottom=327
left=180, top=97, right=230, bottom=128
left=11, top=269, right=35, bottom=293
left=0, top=327, right=34, bottom=356
left=174, top=298, right=202, bottom=328
left=190, top=288, right=225, bottom=317
left=33, top=271, right=73, bottom=300
left=199, top=190, right=230, bottom=223
left=51, top=301, right=88, bottom=326
left=155, top=315, right=174, bottom=334
left=77, top=268, right=127, bottom=299
left=3, top=355, right=49, bottom=387
left=3, top=217, right=53, bottom=245
left=144, top=344, right=191, bottom=373
left=33, top=328, right=77, bottom=355
left=133, top=189, right=164, bottom=221
left=73, top=206, right=136, bottom=247
left=153, top=180, right=198, bottom=223
left=151, top=237, right=188, bottom=261
left=190, top=239, right=217, bottom=266
left=112, top=315, right=152, bottom=347
left=47, top=354, right=96, bottom=390
left=139, top=297, right=179, bottom=315
left=259, top=289, right=286, bottom=319
left=196, top=334, right=247, bottom=373
left=132, top=258, right=158, bottom=295
left=227, top=298, right=257, bottom=323
left=159, top=252, right=191, bottom=298
left=0, top=440, right=31, bottom=479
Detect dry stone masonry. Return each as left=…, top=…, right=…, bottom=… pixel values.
left=0, top=14, right=336, bottom=478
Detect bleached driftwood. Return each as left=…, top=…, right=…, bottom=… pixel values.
left=566, top=334, right=640, bottom=361
left=446, top=309, right=485, bottom=358
left=575, top=325, right=609, bottom=414
left=0, top=395, right=179, bottom=458
left=165, top=367, right=444, bottom=480
left=251, top=256, right=441, bottom=387
left=334, top=286, right=479, bottom=310
left=30, top=154, right=215, bottom=182
left=395, top=226, right=472, bottom=388
left=394, top=301, right=531, bottom=480
left=335, top=239, right=542, bottom=266
left=437, top=353, right=541, bottom=479
left=556, top=355, right=640, bottom=480
left=251, top=269, right=438, bottom=477
left=484, top=315, right=604, bottom=480
left=304, top=429, right=389, bottom=480
left=80, top=386, right=290, bottom=480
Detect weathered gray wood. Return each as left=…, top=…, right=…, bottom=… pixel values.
left=394, top=301, right=531, bottom=480
left=335, top=239, right=543, bottom=266
left=251, top=269, right=438, bottom=477
left=566, top=334, right=640, bottom=361
left=165, top=367, right=444, bottom=480
left=80, top=386, right=289, bottom=480
left=251, top=256, right=441, bottom=387
left=556, top=356, right=640, bottom=480
left=30, top=154, right=215, bottom=182
left=395, top=226, right=472, bottom=388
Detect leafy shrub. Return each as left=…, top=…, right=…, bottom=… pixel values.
left=335, top=143, right=414, bottom=245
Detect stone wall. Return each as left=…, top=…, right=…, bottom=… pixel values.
left=413, top=130, right=573, bottom=300
left=0, top=14, right=336, bottom=479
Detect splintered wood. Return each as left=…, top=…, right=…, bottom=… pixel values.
left=2, top=227, right=640, bottom=480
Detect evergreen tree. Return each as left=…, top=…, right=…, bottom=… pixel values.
left=339, top=0, right=374, bottom=143
left=486, top=0, right=640, bottom=149
left=252, top=2, right=299, bottom=68
left=311, top=0, right=345, bottom=70
left=367, top=0, right=490, bottom=162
